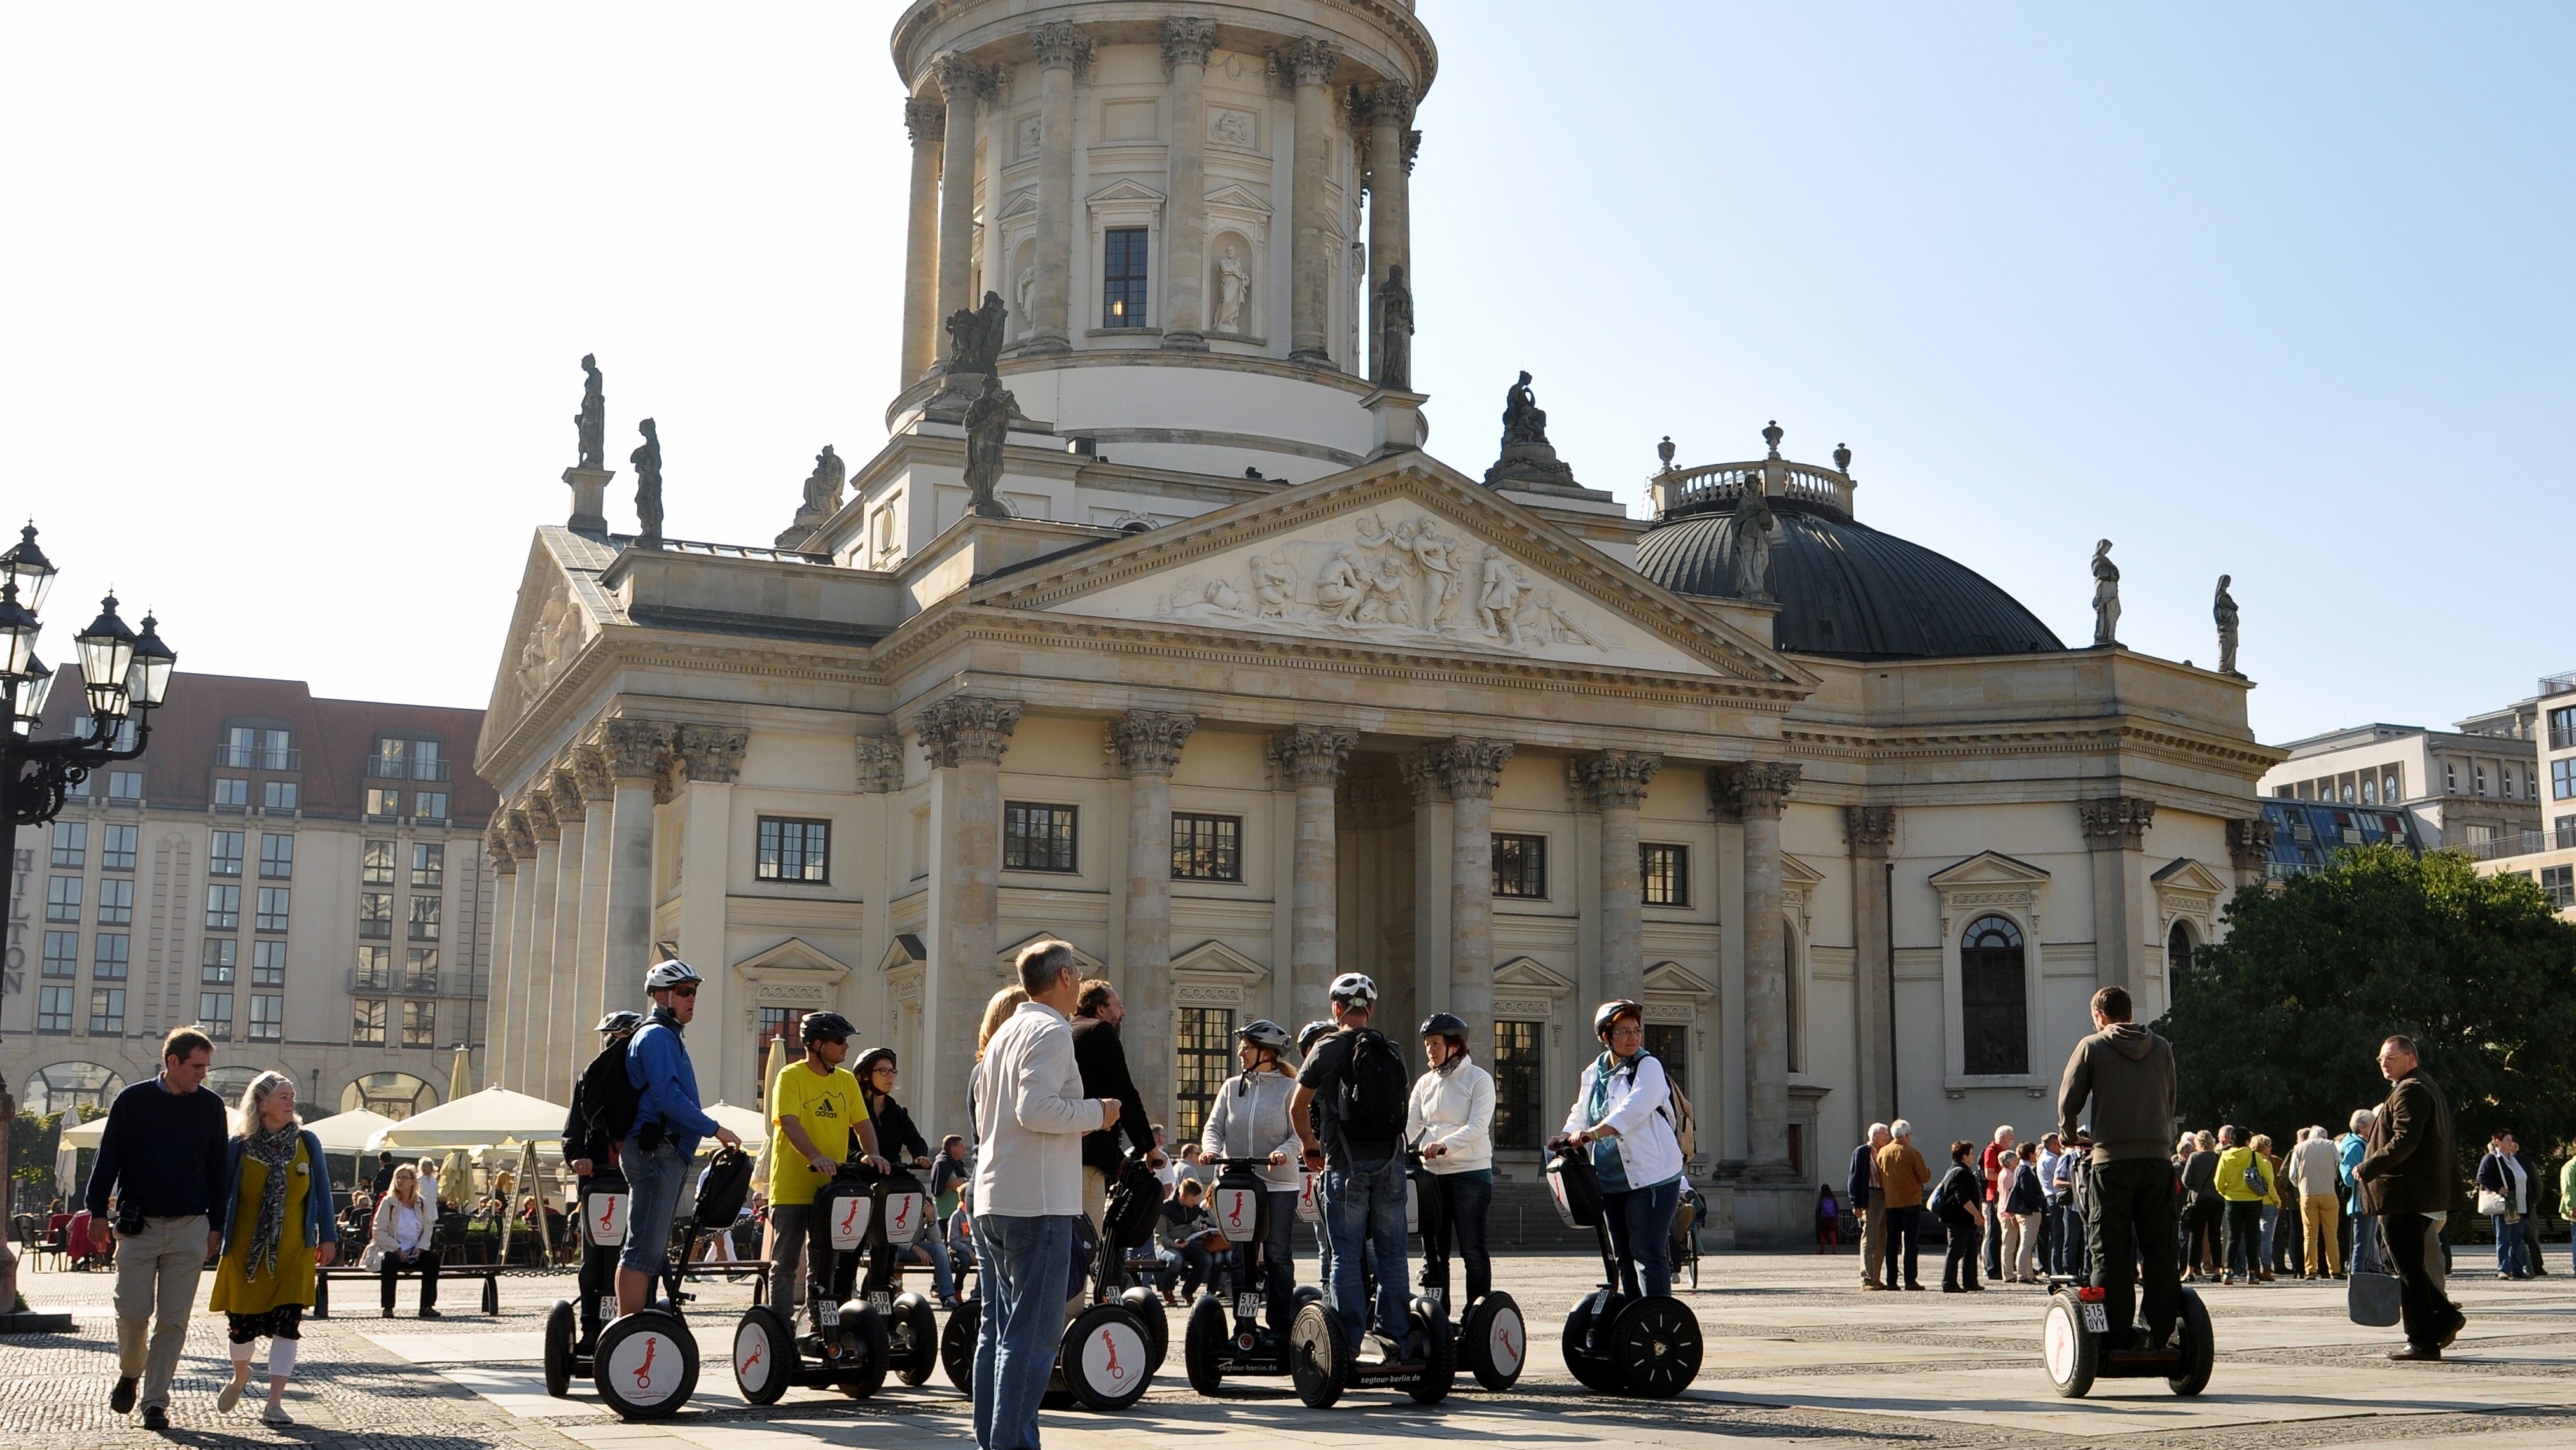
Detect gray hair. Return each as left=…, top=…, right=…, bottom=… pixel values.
left=1868, top=1121, right=1890, bottom=1140
left=235, top=1070, right=296, bottom=1136
left=1889, top=1119, right=1913, bottom=1141
left=1016, top=940, right=1077, bottom=995
left=2349, top=1108, right=2374, bottom=1133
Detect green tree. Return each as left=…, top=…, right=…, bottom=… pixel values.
left=2158, top=846, right=2576, bottom=1205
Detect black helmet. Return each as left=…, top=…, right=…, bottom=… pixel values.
left=1594, top=999, right=1645, bottom=1042
left=1296, top=1019, right=1334, bottom=1054
left=1418, top=1012, right=1468, bottom=1045
left=595, top=1010, right=644, bottom=1036
left=801, top=1011, right=856, bottom=1044
left=1235, top=1019, right=1292, bottom=1053
left=852, top=1047, right=899, bottom=1078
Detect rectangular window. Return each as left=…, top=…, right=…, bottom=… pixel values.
left=363, top=839, right=396, bottom=884
left=359, top=891, right=394, bottom=938
left=415, top=791, right=449, bottom=822
left=95, top=877, right=134, bottom=925
left=355, top=945, right=391, bottom=992
left=755, top=1008, right=806, bottom=1095
left=95, top=932, right=129, bottom=980
left=109, top=770, right=146, bottom=801
left=1492, top=1020, right=1545, bottom=1151
left=249, top=994, right=284, bottom=1041
left=1641, top=842, right=1688, bottom=907
left=49, top=821, right=85, bottom=868
left=1492, top=833, right=1548, bottom=898
left=90, top=987, right=126, bottom=1035
left=212, top=776, right=247, bottom=807
left=1644, top=1024, right=1689, bottom=1119
left=260, top=833, right=294, bottom=879
left=256, top=886, right=291, bottom=932
left=209, top=830, right=246, bottom=876
left=46, top=875, right=82, bottom=922
left=1002, top=802, right=1079, bottom=872
left=2554, top=758, right=2575, bottom=801
left=754, top=817, right=831, bottom=883
left=404, top=947, right=440, bottom=993
left=252, top=938, right=287, bottom=987
left=41, top=931, right=78, bottom=978
left=263, top=779, right=298, bottom=811
left=205, top=882, right=240, bottom=930
left=1102, top=225, right=1149, bottom=327
left=352, top=998, right=387, bottom=1045
left=1170, top=813, right=1243, bottom=882
left=1172, top=1007, right=1235, bottom=1141
left=202, top=937, right=237, bottom=984
left=200, top=993, right=234, bottom=1036
left=37, top=986, right=74, bottom=1033
left=366, top=787, right=401, bottom=820
left=406, top=895, right=440, bottom=940
left=2542, top=865, right=2575, bottom=912
left=410, top=842, right=444, bottom=888
left=2552, top=706, right=2576, bottom=751
left=401, top=1000, right=437, bottom=1047
left=412, top=739, right=443, bottom=781
left=102, top=823, right=137, bottom=870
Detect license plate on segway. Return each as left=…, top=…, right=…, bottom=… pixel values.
left=2080, top=1302, right=2109, bottom=1335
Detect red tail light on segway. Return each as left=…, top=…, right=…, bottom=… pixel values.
left=2077, top=1286, right=2107, bottom=1302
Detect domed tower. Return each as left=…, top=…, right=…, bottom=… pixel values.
left=884, top=0, right=1435, bottom=481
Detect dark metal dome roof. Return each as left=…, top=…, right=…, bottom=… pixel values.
left=1635, top=498, right=2067, bottom=660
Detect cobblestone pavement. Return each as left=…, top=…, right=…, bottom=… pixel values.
left=11, top=1248, right=2571, bottom=1450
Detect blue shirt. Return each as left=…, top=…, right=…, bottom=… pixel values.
left=627, top=1007, right=721, bottom=1156
left=2337, top=1133, right=2365, bottom=1189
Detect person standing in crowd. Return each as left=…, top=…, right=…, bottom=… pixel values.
left=2180, top=1131, right=2222, bottom=1281
left=764, top=1012, right=882, bottom=1318
left=371, top=1165, right=440, bottom=1316
left=209, top=1072, right=337, bottom=1425
left=856, top=1047, right=956, bottom=1307
left=2213, top=1126, right=2271, bottom=1285
left=620, top=960, right=742, bottom=1316
left=1201, top=1020, right=1303, bottom=1335
left=933, top=1135, right=971, bottom=1226
left=564, top=1009, right=642, bottom=1351
left=1980, top=1126, right=2016, bottom=1281
left=2057, top=985, right=2180, bottom=1355
left=2291, top=1125, right=2345, bottom=1279
left=1557, top=1000, right=1688, bottom=1302
left=1850, top=1123, right=1890, bottom=1290
left=85, top=1026, right=229, bottom=1430
left=2476, top=1131, right=2534, bottom=1279
left=2515, top=1134, right=2548, bottom=1278
left=371, top=1150, right=398, bottom=1204
left=1408, top=1012, right=1497, bottom=1309
left=1935, top=1141, right=1985, bottom=1292
left=2341, top=1109, right=2376, bottom=1269
left=1876, top=1120, right=1932, bottom=1290
left=2357, top=1033, right=2465, bottom=1360
left=2560, top=1148, right=2576, bottom=1278
left=972, top=941, right=1117, bottom=1450
left=1070, top=980, right=1163, bottom=1229
left=1294, top=974, right=1417, bottom=1362
left=2047, top=1133, right=2081, bottom=1276
left=2005, top=1141, right=2046, bottom=1283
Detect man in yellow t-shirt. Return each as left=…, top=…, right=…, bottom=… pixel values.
left=764, top=1012, right=886, bottom=1315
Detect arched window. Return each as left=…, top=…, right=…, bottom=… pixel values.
left=1960, top=915, right=2028, bottom=1076
left=2167, top=920, right=2195, bottom=977
left=342, top=1072, right=438, bottom=1121
left=28, top=1061, right=123, bottom=1116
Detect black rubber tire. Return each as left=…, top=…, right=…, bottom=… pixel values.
left=1184, top=1293, right=1228, bottom=1395
left=1289, top=1299, right=1347, bottom=1409
left=1405, top=1302, right=1454, bottom=1405
left=1119, top=1285, right=1169, bottom=1371
left=2043, top=1295, right=2098, bottom=1398
left=544, top=1300, right=577, bottom=1398
left=1292, top=1285, right=1323, bottom=1310
left=1607, top=1295, right=1700, bottom=1398
left=835, top=1303, right=890, bottom=1399
left=1560, top=1292, right=1622, bottom=1393
left=731, top=1305, right=794, bottom=1406
left=1462, top=1292, right=1527, bottom=1391
left=894, top=1296, right=939, bottom=1386
left=941, top=1299, right=978, bottom=1395
left=2168, top=1286, right=2213, bottom=1397
left=1062, top=1304, right=1155, bottom=1411
left=593, top=1309, right=699, bottom=1421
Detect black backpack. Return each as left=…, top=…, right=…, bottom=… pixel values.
left=579, top=1036, right=643, bottom=1147
left=1333, top=1028, right=1410, bottom=1145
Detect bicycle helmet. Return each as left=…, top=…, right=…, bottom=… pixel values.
left=852, top=1047, right=899, bottom=1078
left=1594, top=998, right=1645, bottom=1041
left=1235, top=1019, right=1292, bottom=1053
left=595, top=1009, right=644, bottom=1035
left=1327, top=972, right=1378, bottom=1008
left=801, top=1010, right=855, bottom=1044
left=644, top=958, right=702, bottom=992
left=1418, top=1012, right=1469, bottom=1045
left=1296, top=1019, right=1335, bottom=1054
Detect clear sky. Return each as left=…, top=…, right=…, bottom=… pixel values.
left=4, top=3, right=2568, bottom=747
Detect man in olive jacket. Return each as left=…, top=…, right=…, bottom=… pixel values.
left=2356, top=1034, right=2464, bottom=1360
left=2056, top=985, right=2178, bottom=1352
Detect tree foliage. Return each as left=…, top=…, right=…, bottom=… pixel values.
left=2158, top=846, right=2576, bottom=1189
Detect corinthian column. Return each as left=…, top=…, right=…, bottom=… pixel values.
left=1846, top=805, right=1897, bottom=1124
left=1111, top=711, right=1196, bottom=1125
left=1437, top=737, right=1514, bottom=1063
left=901, top=95, right=947, bottom=384
left=1575, top=750, right=1661, bottom=1004
left=1281, top=38, right=1340, bottom=367
left=482, top=824, right=520, bottom=1092
left=918, top=697, right=1023, bottom=1143
left=509, top=807, right=554, bottom=1094
left=2080, top=795, right=2158, bottom=1002
left=1027, top=22, right=1086, bottom=353
left=543, top=769, right=589, bottom=1100
left=1715, top=761, right=1801, bottom=1176
left=670, top=724, right=747, bottom=1098
left=1161, top=18, right=1215, bottom=351
left=934, top=53, right=987, bottom=337
left=500, top=811, right=541, bottom=1092
left=1270, top=725, right=1355, bottom=1027
left=599, top=720, right=674, bottom=1022
left=1362, top=81, right=1414, bottom=337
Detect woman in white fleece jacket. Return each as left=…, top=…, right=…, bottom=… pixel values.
left=1406, top=1012, right=1496, bottom=1307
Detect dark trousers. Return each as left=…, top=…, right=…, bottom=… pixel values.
left=2379, top=1213, right=2460, bottom=1349
left=2183, top=1195, right=2222, bottom=1274
left=381, top=1248, right=440, bottom=1311
left=1981, top=1209, right=2002, bottom=1279
left=1598, top=1179, right=1680, bottom=1299
left=1884, top=1205, right=1923, bottom=1287
left=1418, top=1173, right=1492, bottom=1307
left=2222, top=1199, right=2263, bottom=1278
left=2086, top=1159, right=2179, bottom=1351
left=1944, top=1219, right=1981, bottom=1290
left=2035, top=1200, right=2057, bottom=1275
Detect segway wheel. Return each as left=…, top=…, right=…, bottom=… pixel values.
left=1462, top=1292, right=1527, bottom=1391
left=835, top=1302, right=891, bottom=1399
left=2166, top=1286, right=2213, bottom=1397
left=941, top=1299, right=979, bottom=1395
left=1184, top=1294, right=1228, bottom=1395
left=1062, top=1305, right=1155, bottom=1411
left=1560, top=1293, right=1622, bottom=1393
left=732, top=1305, right=795, bottom=1406
left=543, top=1300, right=577, bottom=1398
left=1607, top=1296, right=1701, bottom=1398
left=1292, top=1285, right=1323, bottom=1310
left=1118, top=1285, right=1169, bottom=1371
left=1288, top=1300, right=1348, bottom=1409
left=1405, top=1300, right=1455, bottom=1405
left=594, top=1309, right=699, bottom=1421
left=2043, top=1295, right=2098, bottom=1398
left=896, top=1296, right=940, bottom=1386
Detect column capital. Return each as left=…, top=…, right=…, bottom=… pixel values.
left=1108, top=710, right=1197, bottom=776
left=1398, top=748, right=1447, bottom=805
left=2078, top=795, right=2157, bottom=851
left=520, top=795, right=561, bottom=843
left=855, top=735, right=906, bottom=794
left=1275, top=36, right=1340, bottom=87
left=1161, top=15, right=1215, bottom=68
left=1434, top=736, right=1514, bottom=802
left=918, top=695, right=1023, bottom=769
left=674, top=723, right=750, bottom=784
left=1572, top=749, right=1661, bottom=811
left=1845, top=804, right=1896, bottom=858
left=1712, top=760, right=1801, bottom=821
left=502, top=809, right=540, bottom=858
left=933, top=52, right=1000, bottom=101
left=905, top=94, right=946, bottom=143
left=486, top=820, right=518, bottom=872
left=569, top=744, right=616, bottom=804
left=1268, top=724, right=1356, bottom=786
left=546, top=765, right=590, bottom=819
left=1359, top=79, right=1416, bottom=129
left=2226, top=815, right=2275, bottom=873
left=597, top=718, right=677, bottom=784
left=1028, top=20, right=1092, bottom=71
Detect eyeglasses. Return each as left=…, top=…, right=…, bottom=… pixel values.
left=672, top=986, right=698, bottom=999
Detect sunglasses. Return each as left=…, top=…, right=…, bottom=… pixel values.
left=672, top=986, right=698, bottom=999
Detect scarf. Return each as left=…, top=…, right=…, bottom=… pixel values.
left=1587, top=1050, right=1638, bottom=1193
left=240, top=1119, right=301, bottom=1281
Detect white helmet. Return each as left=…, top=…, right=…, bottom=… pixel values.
left=644, top=959, right=702, bottom=992
left=1328, top=973, right=1378, bottom=1008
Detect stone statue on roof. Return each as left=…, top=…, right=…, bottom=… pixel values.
left=2091, top=540, right=2121, bottom=646
left=1373, top=265, right=1413, bottom=391
left=575, top=354, right=606, bottom=471
left=1733, top=473, right=1782, bottom=602
left=632, top=418, right=664, bottom=548
left=1485, top=370, right=1579, bottom=491
left=962, top=376, right=1016, bottom=519
left=801, top=445, right=845, bottom=522
left=945, top=290, right=1010, bottom=377
left=2213, top=574, right=2240, bottom=675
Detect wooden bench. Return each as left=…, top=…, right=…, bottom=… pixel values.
left=312, top=1262, right=502, bottom=1318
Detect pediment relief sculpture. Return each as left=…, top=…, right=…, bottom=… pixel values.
left=508, top=570, right=581, bottom=722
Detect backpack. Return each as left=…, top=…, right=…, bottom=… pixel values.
left=1654, top=1057, right=1698, bottom=1162
left=579, top=1036, right=644, bottom=1146
left=1924, top=1173, right=1949, bottom=1221
left=1333, top=1028, right=1410, bottom=1145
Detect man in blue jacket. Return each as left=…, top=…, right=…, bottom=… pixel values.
left=1849, top=1123, right=1889, bottom=1289
left=617, top=959, right=740, bottom=1315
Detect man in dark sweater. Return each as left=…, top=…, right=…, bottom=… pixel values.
left=1070, top=979, right=1161, bottom=1229
left=2056, top=986, right=2179, bottom=1353
left=2358, top=1034, right=2464, bottom=1360
left=85, top=1027, right=230, bottom=1427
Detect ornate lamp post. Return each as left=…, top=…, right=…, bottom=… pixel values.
left=0, top=524, right=174, bottom=1321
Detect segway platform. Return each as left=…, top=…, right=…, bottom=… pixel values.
left=939, top=1149, right=1162, bottom=1409
left=1408, top=1147, right=1525, bottom=1393
left=1182, top=1158, right=1325, bottom=1393
left=2042, top=1279, right=2213, bottom=1398
left=1547, top=1148, right=1701, bottom=1398
left=1287, top=1297, right=1453, bottom=1408
left=733, top=1164, right=945, bottom=1403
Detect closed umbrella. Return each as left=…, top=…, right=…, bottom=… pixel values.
left=748, top=1035, right=789, bottom=1196
left=448, top=1044, right=474, bottom=1101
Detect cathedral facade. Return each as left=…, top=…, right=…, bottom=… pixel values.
left=473, top=0, right=2278, bottom=1241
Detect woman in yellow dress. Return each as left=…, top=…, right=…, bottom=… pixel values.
left=209, top=1071, right=338, bottom=1425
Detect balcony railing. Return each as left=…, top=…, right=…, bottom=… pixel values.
left=344, top=967, right=488, bottom=998
left=2457, top=826, right=2576, bottom=863
left=1651, top=457, right=1856, bottom=522
left=366, top=756, right=452, bottom=781
left=214, top=744, right=301, bottom=770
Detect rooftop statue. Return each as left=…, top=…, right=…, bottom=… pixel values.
left=1732, top=472, right=1782, bottom=602
left=631, top=419, right=665, bottom=549
left=802, top=445, right=845, bottom=521
left=962, top=376, right=1017, bottom=519
left=2091, top=539, right=2121, bottom=647
left=2213, top=573, right=2240, bottom=676
left=1485, top=370, right=1579, bottom=491
left=575, top=354, right=606, bottom=471
left=946, top=290, right=1010, bottom=377
left=1373, top=265, right=1413, bottom=391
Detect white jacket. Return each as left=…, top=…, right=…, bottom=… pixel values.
left=1406, top=1060, right=1494, bottom=1175
left=1563, top=1051, right=1683, bottom=1192
left=1200, top=1069, right=1304, bottom=1190
left=969, top=1002, right=1105, bottom=1218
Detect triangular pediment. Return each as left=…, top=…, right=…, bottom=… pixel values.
left=1779, top=852, right=1827, bottom=889
left=1086, top=177, right=1167, bottom=205
left=734, top=936, right=852, bottom=984
left=997, top=188, right=1039, bottom=221
left=977, top=456, right=1810, bottom=688
left=2150, top=857, right=2229, bottom=895
left=478, top=528, right=626, bottom=768
left=1644, top=960, right=1717, bottom=998
left=1172, top=940, right=1267, bottom=984
left=995, top=933, right=1102, bottom=974
left=1493, top=956, right=1577, bottom=993
left=1203, top=182, right=1271, bottom=214
left=1927, top=850, right=2053, bottom=890
left=879, top=933, right=926, bottom=975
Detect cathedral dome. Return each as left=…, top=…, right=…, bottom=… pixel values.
left=1634, top=457, right=2065, bottom=660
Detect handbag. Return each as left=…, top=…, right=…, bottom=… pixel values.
left=2475, top=1188, right=2509, bottom=1216
left=2346, top=1220, right=2403, bottom=1328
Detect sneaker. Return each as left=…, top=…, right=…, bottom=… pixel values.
left=141, top=1405, right=169, bottom=1431
left=217, top=1381, right=243, bottom=1413
left=262, top=1403, right=294, bottom=1426
left=420, top=1306, right=443, bottom=1319
left=110, top=1379, right=137, bottom=1414
left=1903, top=1282, right=1925, bottom=1291
left=2388, top=1344, right=2441, bottom=1362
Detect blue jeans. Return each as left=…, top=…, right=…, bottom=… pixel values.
left=1600, top=1178, right=1680, bottom=1299
left=913, top=1232, right=958, bottom=1301
left=618, top=1138, right=687, bottom=1278
left=1321, top=1155, right=1409, bottom=1348
left=2259, top=1204, right=2279, bottom=1270
left=973, top=1213, right=1073, bottom=1450
left=2351, top=1209, right=2380, bottom=1272
left=2493, top=1216, right=2530, bottom=1276
left=1158, top=1242, right=1214, bottom=1297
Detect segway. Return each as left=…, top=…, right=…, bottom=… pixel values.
left=1181, top=1157, right=1325, bottom=1392
left=544, top=1167, right=642, bottom=1400
left=1410, top=1148, right=1525, bottom=1391
left=939, top=1150, right=1161, bottom=1411
left=733, top=1162, right=944, bottom=1403
left=1549, top=1147, right=1701, bottom=1398
left=553, top=1161, right=705, bottom=1420
left=2041, top=1276, right=2213, bottom=1397
left=1284, top=1156, right=1453, bottom=1408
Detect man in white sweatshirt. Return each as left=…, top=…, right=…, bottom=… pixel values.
left=970, top=942, right=1120, bottom=1450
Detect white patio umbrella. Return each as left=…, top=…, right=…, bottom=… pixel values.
left=364, top=1087, right=567, bottom=1154
left=59, top=1116, right=109, bottom=1149
left=702, top=1101, right=768, bottom=1154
